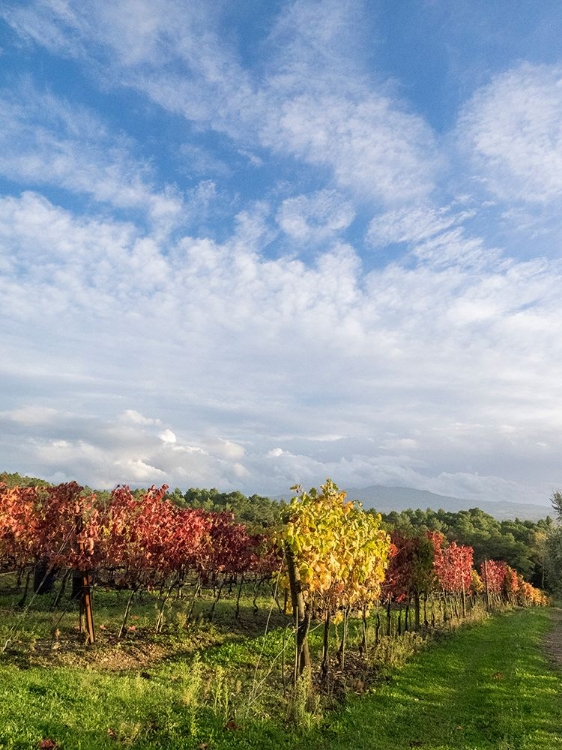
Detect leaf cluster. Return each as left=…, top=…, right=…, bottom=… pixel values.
left=281, top=479, right=391, bottom=614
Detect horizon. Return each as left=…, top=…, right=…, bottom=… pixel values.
left=3, top=469, right=554, bottom=511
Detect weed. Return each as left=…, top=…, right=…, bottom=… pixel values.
left=286, top=668, right=322, bottom=731
left=180, top=653, right=203, bottom=709
left=371, top=631, right=427, bottom=670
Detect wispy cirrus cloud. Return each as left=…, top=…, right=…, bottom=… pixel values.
left=367, top=206, right=472, bottom=248
left=0, top=83, right=186, bottom=230
left=458, top=62, right=562, bottom=205
left=3, top=0, right=441, bottom=209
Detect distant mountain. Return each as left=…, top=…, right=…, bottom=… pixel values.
left=343, top=485, right=552, bottom=522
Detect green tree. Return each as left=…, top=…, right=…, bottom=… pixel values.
left=0, top=472, right=51, bottom=488
left=544, top=491, right=562, bottom=594
left=544, top=527, right=562, bottom=596
left=551, top=490, right=562, bottom=521
left=180, top=487, right=282, bottom=528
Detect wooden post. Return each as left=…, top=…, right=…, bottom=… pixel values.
left=75, top=512, right=95, bottom=645
left=284, top=545, right=311, bottom=681
left=81, top=570, right=95, bottom=644
left=321, top=611, right=331, bottom=679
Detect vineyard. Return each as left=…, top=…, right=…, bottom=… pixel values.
left=0, top=478, right=551, bottom=747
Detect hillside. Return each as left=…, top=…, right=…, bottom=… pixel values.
left=345, top=485, right=552, bottom=522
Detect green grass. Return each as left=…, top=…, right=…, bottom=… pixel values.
left=311, top=607, right=562, bottom=750
left=0, top=584, right=560, bottom=749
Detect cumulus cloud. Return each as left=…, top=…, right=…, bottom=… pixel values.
left=121, top=411, right=162, bottom=426
left=0, top=407, right=254, bottom=490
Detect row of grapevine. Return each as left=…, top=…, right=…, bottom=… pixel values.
left=0, top=478, right=548, bottom=665
left=0, top=481, right=279, bottom=641
left=0, top=482, right=269, bottom=579
left=278, top=480, right=549, bottom=679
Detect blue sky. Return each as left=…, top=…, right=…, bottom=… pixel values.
left=1, top=0, right=562, bottom=506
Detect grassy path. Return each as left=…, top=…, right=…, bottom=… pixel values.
left=307, top=608, right=562, bottom=750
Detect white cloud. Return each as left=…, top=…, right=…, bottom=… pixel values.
left=366, top=204, right=497, bottom=269
left=1, top=188, right=562, bottom=505
left=262, top=92, right=440, bottom=206
left=5, top=406, right=58, bottom=425
left=213, top=440, right=245, bottom=460
left=179, top=144, right=231, bottom=177
left=0, top=84, right=185, bottom=231
left=458, top=62, right=562, bottom=204
left=423, top=472, right=535, bottom=506
left=380, top=438, right=419, bottom=452
left=367, top=206, right=472, bottom=247
left=2, top=1, right=441, bottom=208
left=1, top=409, right=256, bottom=490
left=277, top=190, right=355, bottom=242
left=115, top=458, right=167, bottom=483
left=119, top=411, right=162, bottom=426
left=233, top=462, right=250, bottom=478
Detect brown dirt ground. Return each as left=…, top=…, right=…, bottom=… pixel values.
left=543, top=606, right=562, bottom=670
left=4, top=623, right=231, bottom=672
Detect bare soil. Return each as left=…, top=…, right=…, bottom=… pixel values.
left=3, top=624, right=231, bottom=672
left=543, top=606, right=562, bottom=670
